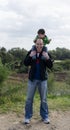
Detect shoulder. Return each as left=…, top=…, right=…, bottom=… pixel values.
left=26, top=50, right=32, bottom=56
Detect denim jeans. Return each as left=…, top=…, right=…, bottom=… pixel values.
left=25, top=80, right=48, bottom=119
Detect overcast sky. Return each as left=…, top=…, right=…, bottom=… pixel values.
left=0, top=0, right=70, bottom=51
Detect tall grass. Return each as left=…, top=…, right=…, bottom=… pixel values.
left=0, top=73, right=70, bottom=114
left=0, top=59, right=9, bottom=96
left=48, top=72, right=70, bottom=96
left=0, top=80, right=27, bottom=113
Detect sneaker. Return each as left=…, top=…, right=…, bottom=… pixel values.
left=24, top=118, right=30, bottom=124
left=43, top=118, right=50, bottom=124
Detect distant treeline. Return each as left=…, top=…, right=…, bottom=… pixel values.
left=0, top=47, right=70, bottom=73
left=49, top=47, right=70, bottom=60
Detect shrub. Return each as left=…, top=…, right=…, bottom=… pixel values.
left=53, top=62, right=63, bottom=72
left=0, top=58, right=9, bottom=95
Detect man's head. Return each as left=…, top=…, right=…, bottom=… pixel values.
left=37, top=29, right=45, bottom=38
left=35, top=39, right=44, bottom=53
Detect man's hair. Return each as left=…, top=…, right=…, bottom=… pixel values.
left=37, top=29, right=45, bottom=34
left=36, top=38, right=43, bottom=43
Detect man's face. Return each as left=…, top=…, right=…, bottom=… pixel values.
left=35, top=39, right=44, bottom=53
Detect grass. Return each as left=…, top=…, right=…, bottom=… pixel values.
left=0, top=78, right=70, bottom=114
left=0, top=80, right=27, bottom=113
left=49, top=81, right=70, bottom=96
left=48, top=95, right=70, bottom=110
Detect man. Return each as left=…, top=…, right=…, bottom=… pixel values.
left=24, top=39, right=53, bottom=124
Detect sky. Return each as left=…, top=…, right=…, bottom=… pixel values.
left=0, top=0, right=70, bottom=51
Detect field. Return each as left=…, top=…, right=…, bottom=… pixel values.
left=0, top=72, right=70, bottom=130
left=0, top=72, right=70, bottom=113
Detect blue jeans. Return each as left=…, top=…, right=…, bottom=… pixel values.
left=25, top=80, right=48, bottom=119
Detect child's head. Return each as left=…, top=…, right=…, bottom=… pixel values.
left=37, top=29, right=45, bottom=38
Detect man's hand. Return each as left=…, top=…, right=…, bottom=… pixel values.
left=29, top=51, right=36, bottom=57
left=42, top=52, right=49, bottom=60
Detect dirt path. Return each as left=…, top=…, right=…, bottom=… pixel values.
left=0, top=111, right=70, bottom=130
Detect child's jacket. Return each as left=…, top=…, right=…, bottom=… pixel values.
left=34, top=35, right=50, bottom=45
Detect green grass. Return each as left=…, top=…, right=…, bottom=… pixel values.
left=0, top=79, right=70, bottom=114
left=48, top=95, right=70, bottom=110
left=0, top=80, right=27, bottom=113
left=49, top=81, right=70, bottom=95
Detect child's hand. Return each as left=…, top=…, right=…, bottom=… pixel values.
left=30, top=51, right=36, bottom=57
left=49, top=39, right=52, bottom=42
left=42, top=52, right=49, bottom=60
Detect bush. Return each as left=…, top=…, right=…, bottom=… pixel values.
left=0, top=58, right=9, bottom=95
left=0, top=66, right=8, bottom=84
left=61, top=60, right=70, bottom=70
left=53, top=60, right=70, bottom=72
left=53, top=62, right=63, bottom=72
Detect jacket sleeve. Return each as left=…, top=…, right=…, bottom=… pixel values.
left=24, top=50, right=32, bottom=66
left=45, top=58, right=53, bottom=69
left=45, top=53, right=54, bottom=69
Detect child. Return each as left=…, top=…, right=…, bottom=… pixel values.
left=32, top=28, right=51, bottom=59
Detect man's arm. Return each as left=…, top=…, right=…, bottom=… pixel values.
left=42, top=52, right=53, bottom=69
left=46, top=58, right=53, bottom=69
left=24, top=50, right=36, bottom=66
left=24, top=50, right=32, bottom=66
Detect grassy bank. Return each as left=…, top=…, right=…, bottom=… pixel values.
left=0, top=78, right=70, bottom=114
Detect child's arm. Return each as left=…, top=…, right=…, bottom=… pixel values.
left=48, top=39, right=52, bottom=43
left=31, top=45, right=36, bottom=51
left=43, top=35, right=51, bottom=45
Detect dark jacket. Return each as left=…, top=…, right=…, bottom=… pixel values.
left=24, top=50, right=53, bottom=81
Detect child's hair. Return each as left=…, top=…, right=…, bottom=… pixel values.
left=37, top=29, right=45, bottom=34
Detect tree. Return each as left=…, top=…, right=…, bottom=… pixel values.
left=49, top=47, right=70, bottom=60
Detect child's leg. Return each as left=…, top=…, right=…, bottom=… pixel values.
left=31, top=45, right=36, bottom=51
left=42, top=46, right=48, bottom=59
left=42, top=46, right=48, bottom=52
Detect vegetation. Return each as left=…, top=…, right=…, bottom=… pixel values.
left=49, top=47, right=70, bottom=60
left=0, top=72, right=70, bottom=114
left=0, top=58, right=9, bottom=96
left=0, top=47, right=70, bottom=73
left=0, top=47, right=28, bottom=73
left=0, top=46, right=70, bottom=114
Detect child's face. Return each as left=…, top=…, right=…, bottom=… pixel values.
left=38, top=34, right=45, bottom=38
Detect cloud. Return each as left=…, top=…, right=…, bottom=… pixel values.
left=0, top=0, right=70, bottom=50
